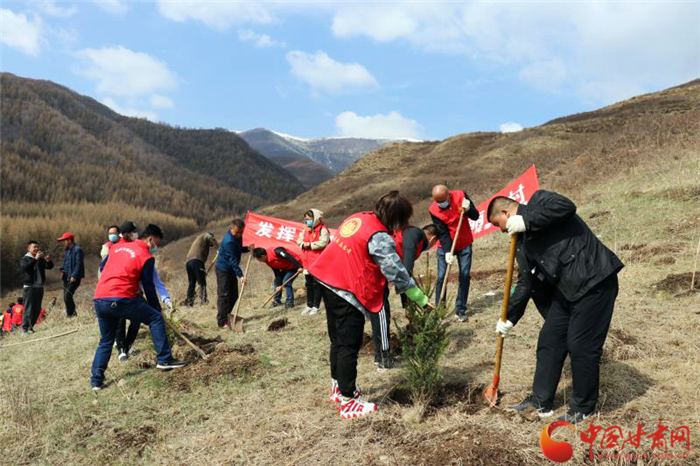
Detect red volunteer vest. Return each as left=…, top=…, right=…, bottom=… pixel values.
left=309, top=212, right=388, bottom=313
left=393, top=228, right=425, bottom=261
left=301, top=223, right=326, bottom=268
left=36, top=308, right=46, bottom=325
left=3, top=311, right=12, bottom=331
left=94, top=239, right=153, bottom=299
left=11, top=305, right=24, bottom=325
left=428, top=190, right=474, bottom=252
left=265, top=247, right=301, bottom=271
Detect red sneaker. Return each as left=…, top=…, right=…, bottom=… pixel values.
left=338, top=393, right=376, bottom=419
left=329, top=380, right=362, bottom=404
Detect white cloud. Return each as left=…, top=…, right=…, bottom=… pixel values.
left=75, top=46, right=178, bottom=97
left=329, top=2, right=700, bottom=104
left=157, top=1, right=273, bottom=30
left=286, top=50, right=378, bottom=94
left=499, top=122, right=523, bottom=133
left=94, top=0, right=128, bottom=15
left=335, top=111, right=421, bottom=140
left=0, top=9, right=43, bottom=56
left=102, top=97, right=158, bottom=121
left=238, top=29, right=285, bottom=48
left=149, top=94, right=175, bottom=109
left=41, top=1, right=77, bottom=18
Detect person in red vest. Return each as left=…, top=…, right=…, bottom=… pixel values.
left=429, top=185, right=480, bottom=322
left=253, top=246, right=303, bottom=309
left=11, top=298, right=25, bottom=331
left=2, top=304, right=14, bottom=333
left=296, top=209, right=330, bottom=316
left=91, top=223, right=185, bottom=391
left=310, top=191, right=431, bottom=419
left=393, top=224, right=439, bottom=309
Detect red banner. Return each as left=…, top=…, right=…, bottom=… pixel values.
left=468, top=164, right=539, bottom=239
left=242, top=212, right=337, bottom=256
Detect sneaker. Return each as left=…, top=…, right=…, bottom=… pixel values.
left=92, top=385, right=103, bottom=392
left=338, top=393, right=377, bottom=419
left=301, top=306, right=312, bottom=315
left=270, top=301, right=282, bottom=308
left=28, top=328, right=35, bottom=334
left=377, top=351, right=397, bottom=372
left=156, top=359, right=186, bottom=370
left=118, top=351, right=128, bottom=363
left=509, top=394, right=553, bottom=417
left=329, top=380, right=361, bottom=404
left=557, top=410, right=591, bottom=424
left=284, top=302, right=295, bottom=309
left=455, top=312, right=469, bottom=322
left=374, top=353, right=380, bottom=365
left=308, top=307, right=319, bottom=316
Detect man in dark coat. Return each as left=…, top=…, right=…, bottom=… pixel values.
left=58, top=232, right=84, bottom=317
left=215, top=219, right=249, bottom=328
left=488, top=190, right=623, bottom=423
left=20, top=240, right=54, bottom=334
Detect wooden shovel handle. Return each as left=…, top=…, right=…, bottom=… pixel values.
left=440, top=208, right=466, bottom=304
left=229, top=252, right=253, bottom=330
left=162, top=314, right=208, bottom=359
left=262, top=269, right=302, bottom=307
left=206, top=252, right=219, bottom=275
left=492, top=234, right=519, bottom=379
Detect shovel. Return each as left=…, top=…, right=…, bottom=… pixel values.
left=206, top=251, right=219, bottom=275
left=228, top=253, right=253, bottom=333
left=261, top=270, right=302, bottom=308
left=439, top=208, right=466, bottom=305
left=483, top=234, right=518, bottom=406
left=162, top=313, right=208, bottom=360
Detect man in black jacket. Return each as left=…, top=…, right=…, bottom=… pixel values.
left=20, top=240, right=54, bottom=334
left=488, top=190, right=623, bottom=423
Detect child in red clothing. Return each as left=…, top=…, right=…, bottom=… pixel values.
left=11, top=298, right=25, bottom=330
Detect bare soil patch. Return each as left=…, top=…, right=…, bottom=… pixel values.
left=170, top=344, right=260, bottom=391
left=387, top=381, right=491, bottom=415
left=267, top=317, right=289, bottom=332
left=653, top=272, right=699, bottom=294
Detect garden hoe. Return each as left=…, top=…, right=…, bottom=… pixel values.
left=439, top=208, right=466, bottom=305
left=228, top=253, right=253, bottom=333
left=483, top=234, right=518, bottom=407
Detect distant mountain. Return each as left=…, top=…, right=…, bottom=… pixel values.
left=237, top=128, right=411, bottom=186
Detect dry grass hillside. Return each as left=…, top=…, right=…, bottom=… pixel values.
left=1, top=82, right=699, bottom=466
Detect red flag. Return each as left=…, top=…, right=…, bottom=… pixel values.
left=243, top=212, right=337, bottom=256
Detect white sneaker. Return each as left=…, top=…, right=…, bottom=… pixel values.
left=308, top=307, right=319, bottom=316
left=301, top=306, right=312, bottom=315
left=118, top=352, right=128, bottom=363
left=338, top=393, right=377, bottom=419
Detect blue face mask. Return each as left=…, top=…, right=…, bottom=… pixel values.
left=305, top=220, right=314, bottom=227
left=150, top=245, right=158, bottom=254
left=438, top=200, right=450, bottom=209
left=108, top=234, right=119, bottom=243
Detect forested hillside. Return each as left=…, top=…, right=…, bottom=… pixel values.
left=0, top=73, right=305, bottom=289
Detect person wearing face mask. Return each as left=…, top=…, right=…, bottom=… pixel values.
left=214, top=218, right=250, bottom=328
left=92, top=223, right=185, bottom=390
left=296, top=209, right=330, bottom=316
left=57, top=232, right=84, bottom=318
left=99, top=225, right=121, bottom=278
left=429, top=185, right=480, bottom=322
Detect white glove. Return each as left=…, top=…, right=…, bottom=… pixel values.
left=496, top=319, right=514, bottom=337
left=164, top=298, right=174, bottom=311
left=445, top=252, right=455, bottom=265
left=461, top=199, right=471, bottom=210
left=506, top=215, right=526, bottom=235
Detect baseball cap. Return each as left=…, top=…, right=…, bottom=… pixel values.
left=56, top=232, right=75, bottom=241
left=119, top=221, right=138, bottom=234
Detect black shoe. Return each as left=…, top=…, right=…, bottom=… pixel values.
left=156, top=359, right=186, bottom=370
left=557, top=410, right=591, bottom=424
left=271, top=301, right=282, bottom=308
left=284, top=302, right=294, bottom=309
left=509, top=394, right=553, bottom=417
left=455, top=311, right=469, bottom=322
left=377, top=351, right=397, bottom=372
left=184, top=300, right=194, bottom=307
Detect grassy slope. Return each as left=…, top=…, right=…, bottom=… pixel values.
left=1, top=82, right=699, bottom=465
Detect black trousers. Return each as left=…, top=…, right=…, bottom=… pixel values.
left=22, top=287, right=44, bottom=331
left=63, top=277, right=81, bottom=317
left=185, top=259, right=207, bottom=305
left=368, top=299, right=391, bottom=359
left=115, top=318, right=140, bottom=352
left=322, top=287, right=365, bottom=398
left=305, top=273, right=322, bottom=308
left=532, top=274, right=619, bottom=414
left=216, top=268, right=239, bottom=327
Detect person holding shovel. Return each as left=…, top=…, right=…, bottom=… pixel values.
left=297, top=209, right=330, bottom=316
left=252, top=247, right=303, bottom=309
left=215, top=219, right=249, bottom=328
left=487, top=190, right=623, bottom=423
left=310, top=191, right=432, bottom=419
left=429, top=185, right=480, bottom=322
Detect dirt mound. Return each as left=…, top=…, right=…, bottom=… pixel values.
left=110, top=424, right=156, bottom=457
left=603, top=328, right=644, bottom=361
left=170, top=344, right=261, bottom=391
left=388, top=382, right=490, bottom=415
left=360, top=332, right=402, bottom=356
left=653, top=272, right=699, bottom=294
left=267, top=318, right=288, bottom=332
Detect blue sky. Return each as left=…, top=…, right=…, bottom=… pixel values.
left=2, top=1, right=698, bottom=140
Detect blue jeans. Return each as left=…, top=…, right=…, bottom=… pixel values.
left=90, top=298, right=173, bottom=387
left=273, top=269, right=297, bottom=305
left=435, top=246, right=473, bottom=314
